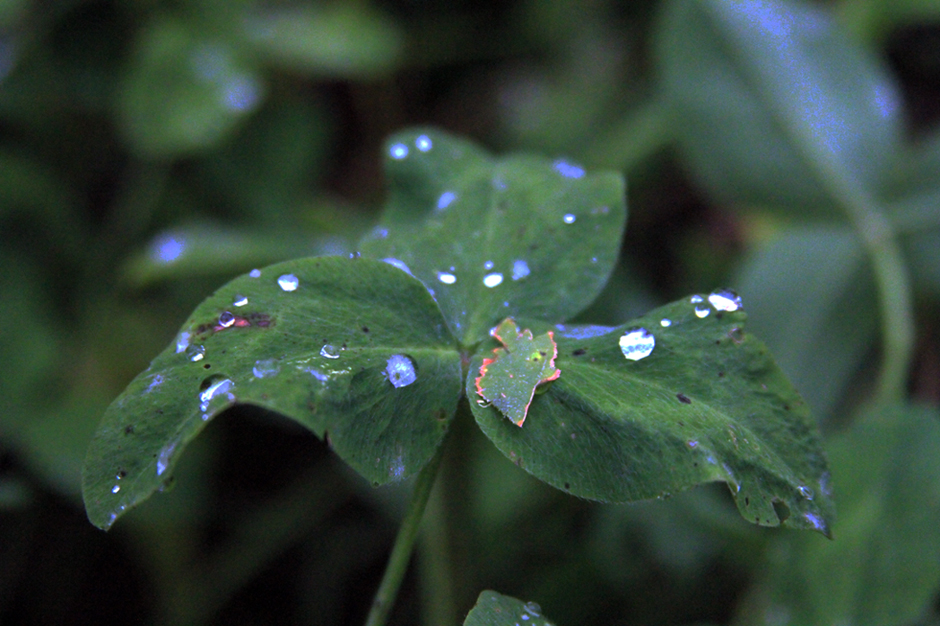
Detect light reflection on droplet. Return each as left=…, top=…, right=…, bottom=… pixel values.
left=186, top=344, right=206, bottom=362
left=111, top=485, right=120, bottom=494
left=415, top=135, right=432, bottom=152
left=437, top=191, right=456, bottom=210
left=233, top=295, right=248, bottom=307
left=382, top=258, right=413, bottom=276
left=249, top=269, right=261, bottom=278
left=512, top=259, right=530, bottom=280
left=483, top=273, right=503, bottom=288
left=218, top=311, right=235, bottom=328
left=320, top=345, right=341, bottom=359
left=694, top=306, right=710, bottom=318
left=437, top=271, right=456, bottom=285
left=690, top=295, right=704, bottom=303
left=252, top=358, right=280, bottom=378
left=199, top=377, right=234, bottom=412
left=708, top=289, right=742, bottom=312
left=799, top=485, right=814, bottom=500
left=563, top=213, right=576, bottom=224
left=484, top=260, right=494, bottom=270
left=390, top=143, right=408, bottom=159
left=619, top=328, right=655, bottom=361
left=176, top=331, right=191, bottom=354
left=278, top=274, right=299, bottom=291
left=660, top=318, right=672, bottom=327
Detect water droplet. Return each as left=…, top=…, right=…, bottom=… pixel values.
left=218, top=311, right=235, bottom=328
left=249, top=268, right=261, bottom=278
left=306, top=367, right=329, bottom=382
left=111, top=485, right=121, bottom=494
left=660, top=318, right=672, bottom=327
left=523, top=601, right=542, bottom=617
left=176, top=331, right=191, bottom=353
left=483, top=272, right=503, bottom=288
left=145, top=374, right=165, bottom=394
left=278, top=273, right=299, bottom=291
left=694, top=306, right=710, bottom=318
left=199, top=376, right=235, bottom=412
left=157, top=441, right=177, bottom=476
left=437, top=271, right=456, bottom=285
left=563, top=213, right=576, bottom=224
left=233, top=295, right=248, bottom=307
left=385, top=354, right=417, bottom=388
left=553, top=160, right=585, bottom=179
left=688, top=440, right=698, bottom=447
left=390, top=143, right=408, bottom=159
left=798, top=485, right=814, bottom=500
left=370, top=226, right=389, bottom=239
left=437, top=191, right=456, bottom=210
left=619, top=328, right=655, bottom=361
left=484, top=260, right=494, bottom=270
left=186, top=344, right=206, bottom=362
left=252, top=358, right=280, bottom=379
left=415, top=134, right=432, bottom=152
left=690, top=295, right=704, bottom=303
left=512, top=259, right=530, bottom=280
left=151, top=234, right=186, bottom=264
left=320, top=345, right=341, bottom=359
left=382, top=258, right=413, bottom=276
left=708, top=289, right=742, bottom=312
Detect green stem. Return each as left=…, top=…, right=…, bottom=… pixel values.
left=365, top=441, right=447, bottom=626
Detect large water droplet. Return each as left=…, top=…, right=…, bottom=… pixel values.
left=218, top=311, right=235, bottom=328
left=512, top=259, right=530, bottom=281
left=385, top=354, right=417, bottom=388
left=320, top=345, right=341, bottom=359
left=483, top=272, right=503, bottom=288
left=437, top=271, right=456, bottom=285
left=619, top=328, right=655, bottom=361
left=708, top=289, right=742, bottom=312
left=252, top=358, right=280, bottom=379
left=199, top=376, right=235, bottom=412
left=694, top=306, right=710, bottom=318
left=186, top=344, right=206, bottom=362
left=563, top=213, right=576, bottom=224
left=233, top=295, right=248, bottom=307
left=278, top=274, right=299, bottom=291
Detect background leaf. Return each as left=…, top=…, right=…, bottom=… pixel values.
left=655, top=0, right=902, bottom=215
left=82, top=257, right=462, bottom=529
left=471, top=294, right=834, bottom=533
left=360, top=128, right=627, bottom=345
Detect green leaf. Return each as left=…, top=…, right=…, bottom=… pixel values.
left=470, top=292, right=834, bottom=534
left=732, top=226, right=877, bottom=419
left=475, top=318, right=561, bottom=426
left=464, top=590, right=555, bottom=626
left=82, top=257, right=462, bottom=529
left=360, top=128, right=627, bottom=345
left=753, top=404, right=940, bottom=625
left=655, top=0, right=902, bottom=215
left=119, top=14, right=265, bottom=157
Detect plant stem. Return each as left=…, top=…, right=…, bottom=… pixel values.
left=365, top=441, right=447, bottom=626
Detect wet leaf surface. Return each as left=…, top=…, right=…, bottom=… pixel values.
left=464, top=590, right=555, bottom=626
left=470, top=292, right=834, bottom=534
left=359, top=128, right=626, bottom=345
left=475, top=318, right=561, bottom=426
left=82, top=257, right=462, bottom=529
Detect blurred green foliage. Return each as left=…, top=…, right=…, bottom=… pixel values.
left=2, top=0, right=940, bottom=625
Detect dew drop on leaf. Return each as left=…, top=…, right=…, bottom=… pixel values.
left=252, top=358, right=280, bottom=379
left=483, top=272, right=503, bottom=288
left=694, top=306, right=710, bottom=318
left=690, top=294, right=704, bottom=303
left=277, top=274, right=299, bottom=291
left=382, top=258, right=413, bottom=276
left=415, top=134, right=432, bottom=152
left=198, top=376, right=235, bottom=412
left=437, top=271, right=456, bottom=284
left=708, top=289, right=742, bottom=312
left=660, top=318, right=672, bottom=327
left=563, top=213, right=576, bottom=224
left=511, top=259, right=530, bottom=280
left=389, top=143, right=408, bottom=159
left=437, top=191, right=457, bottom=209
left=218, top=311, right=235, bottom=328
left=619, top=328, right=655, bottom=361
left=175, top=331, right=191, bottom=353
left=233, top=295, right=248, bottom=307
left=799, top=485, right=815, bottom=500
left=320, top=345, right=341, bottom=359
left=385, top=354, right=417, bottom=388
left=186, top=344, right=206, bottom=362
left=523, top=601, right=542, bottom=617
left=249, top=268, right=261, bottom=278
